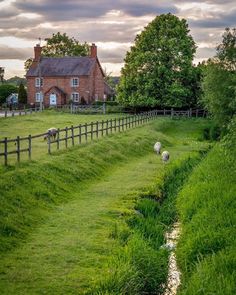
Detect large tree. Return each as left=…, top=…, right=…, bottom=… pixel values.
left=202, top=28, right=236, bottom=126
left=117, top=14, right=197, bottom=108
left=25, top=32, right=89, bottom=71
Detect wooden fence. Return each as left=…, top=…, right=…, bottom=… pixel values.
left=0, top=107, right=41, bottom=118
left=0, top=109, right=206, bottom=166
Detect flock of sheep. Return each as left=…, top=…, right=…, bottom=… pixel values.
left=154, top=141, right=170, bottom=163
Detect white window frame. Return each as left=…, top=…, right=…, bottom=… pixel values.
left=71, top=92, right=80, bottom=102
left=35, top=77, right=43, bottom=87
left=35, top=92, right=43, bottom=102
left=71, top=77, right=79, bottom=87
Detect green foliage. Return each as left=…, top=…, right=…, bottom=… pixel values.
left=5, top=76, right=26, bottom=86
left=0, top=84, right=18, bottom=104
left=42, top=32, right=89, bottom=57
left=201, top=28, right=236, bottom=127
left=216, top=28, right=236, bottom=71
left=176, top=138, right=236, bottom=294
left=17, top=82, right=27, bottom=104
left=117, top=13, right=197, bottom=108
left=201, top=61, right=236, bottom=126
left=25, top=32, right=89, bottom=71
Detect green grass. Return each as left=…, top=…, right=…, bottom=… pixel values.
left=0, top=110, right=122, bottom=164
left=0, top=117, right=210, bottom=294
left=176, top=137, right=236, bottom=294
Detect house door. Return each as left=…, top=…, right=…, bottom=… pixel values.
left=50, top=93, right=57, bottom=105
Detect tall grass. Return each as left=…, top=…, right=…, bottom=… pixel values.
left=176, top=120, right=236, bottom=294
left=90, top=154, right=205, bottom=295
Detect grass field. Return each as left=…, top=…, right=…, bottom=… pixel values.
left=0, top=115, right=210, bottom=294
left=0, top=110, right=122, bottom=164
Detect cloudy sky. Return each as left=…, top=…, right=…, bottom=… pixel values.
left=0, top=0, right=235, bottom=78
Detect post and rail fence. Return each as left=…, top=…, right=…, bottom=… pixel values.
left=0, top=109, right=206, bottom=166
left=0, top=107, right=41, bottom=118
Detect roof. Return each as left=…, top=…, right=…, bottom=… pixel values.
left=26, top=56, right=96, bottom=77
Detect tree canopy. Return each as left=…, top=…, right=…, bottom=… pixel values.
left=117, top=13, right=197, bottom=108
left=25, top=32, right=89, bottom=71
left=202, top=28, right=236, bottom=127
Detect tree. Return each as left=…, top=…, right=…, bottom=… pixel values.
left=0, top=67, right=4, bottom=84
left=25, top=32, right=89, bottom=71
left=202, top=28, right=236, bottom=127
left=18, top=82, right=27, bottom=104
left=117, top=14, right=196, bottom=108
left=0, top=84, right=18, bottom=104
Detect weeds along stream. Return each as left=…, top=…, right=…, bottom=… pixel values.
left=88, top=152, right=207, bottom=295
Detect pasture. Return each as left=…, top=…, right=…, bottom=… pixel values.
left=0, top=110, right=122, bottom=165
left=0, top=115, right=210, bottom=294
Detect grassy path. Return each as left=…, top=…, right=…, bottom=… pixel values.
left=0, top=152, right=164, bottom=294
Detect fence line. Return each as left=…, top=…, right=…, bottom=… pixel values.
left=0, top=109, right=206, bottom=166
left=0, top=107, right=41, bottom=118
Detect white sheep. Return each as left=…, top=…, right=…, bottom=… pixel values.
left=154, top=141, right=162, bottom=154
left=161, top=151, right=170, bottom=163
left=44, top=127, right=58, bottom=141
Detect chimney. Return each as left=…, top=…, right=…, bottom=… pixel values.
left=90, top=43, right=97, bottom=58
left=34, top=44, right=42, bottom=62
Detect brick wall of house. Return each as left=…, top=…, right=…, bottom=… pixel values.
left=27, top=75, right=92, bottom=106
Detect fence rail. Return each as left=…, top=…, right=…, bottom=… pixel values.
left=0, top=109, right=206, bottom=166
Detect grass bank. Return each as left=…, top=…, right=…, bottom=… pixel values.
left=0, top=118, right=209, bottom=293
left=90, top=154, right=205, bottom=295
left=176, top=119, right=236, bottom=294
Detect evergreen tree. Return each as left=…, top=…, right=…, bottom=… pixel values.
left=18, top=82, right=27, bottom=104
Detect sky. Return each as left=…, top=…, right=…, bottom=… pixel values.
left=0, top=0, right=235, bottom=79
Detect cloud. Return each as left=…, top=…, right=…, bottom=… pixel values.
left=0, top=45, right=32, bottom=60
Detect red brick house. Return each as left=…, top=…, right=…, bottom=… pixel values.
left=26, top=43, right=110, bottom=106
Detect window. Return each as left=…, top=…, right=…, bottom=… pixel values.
left=71, top=77, right=79, bottom=87
left=35, top=77, right=43, bottom=87
left=35, top=92, right=43, bottom=102
left=71, top=92, right=80, bottom=102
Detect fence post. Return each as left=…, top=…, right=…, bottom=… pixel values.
left=12, top=111, right=14, bottom=117
left=71, top=125, right=75, bottom=146
left=101, top=120, right=104, bottom=136
left=57, top=128, right=60, bottom=150
left=91, top=122, right=93, bottom=140
left=4, top=137, right=8, bottom=166
left=103, top=103, right=106, bottom=114
left=171, top=108, right=174, bottom=119
left=164, top=109, right=166, bottom=116
left=28, top=135, right=32, bottom=160
left=196, top=109, right=198, bottom=118
left=65, top=127, right=68, bottom=148
left=118, top=118, right=121, bottom=132
left=85, top=123, right=88, bottom=142
left=79, top=124, right=82, bottom=144
left=189, top=108, right=192, bottom=117
left=106, top=120, right=109, bottom=136
left=122, top=117, right=124, bottom=131
left=16, top=136, right=20, bottom=163
left=96, top=121, right=99, bottom=138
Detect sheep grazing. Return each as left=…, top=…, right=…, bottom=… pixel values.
left=154, top=141, right=162, bottom=154
left=44, top=127, right=58, bottom=141
left=161, top=151, right=170, bottom=163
